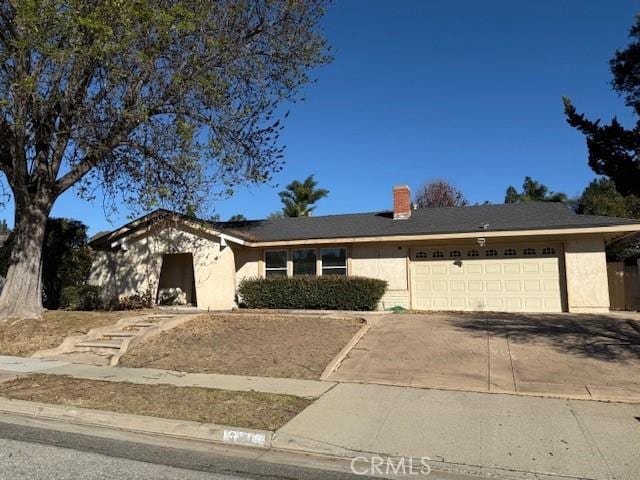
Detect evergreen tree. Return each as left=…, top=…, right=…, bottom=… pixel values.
left=564, top=14, right=640, bottom=196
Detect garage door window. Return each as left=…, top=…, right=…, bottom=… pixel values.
left=449, top=250, right=461, bottom=258
left=432, top=251, right=444, bottom=258
left=504, top=248, right=517, bottom=256
left=485, top=249, right=498, bottom=257
left=467, top=250, right=479, bottom=257
left=542, top=247, right=556, bottom=255
left=523, top=248, right=536, bottom=256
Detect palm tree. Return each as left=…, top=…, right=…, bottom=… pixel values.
left=278, top=175, right=329, bottom=217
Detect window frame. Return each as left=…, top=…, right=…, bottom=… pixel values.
left=263, top=246, right=349, bottom=278
left=264, top=249, right=288, bottom=278
left=292, top=248, right=318, bottom=276
left=320, top=246, right=348, bottom=276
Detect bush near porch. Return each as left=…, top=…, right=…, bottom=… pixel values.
left=238, top=276, right=387, bottom=311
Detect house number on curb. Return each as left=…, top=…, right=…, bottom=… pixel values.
left=223, top=430, right=267, bottom=446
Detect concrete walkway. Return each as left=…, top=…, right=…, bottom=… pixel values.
left=0, top=356, right=333, bottom=398
left=274, top=382, right=640, bottom=480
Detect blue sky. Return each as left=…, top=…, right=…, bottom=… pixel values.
left=3, top=1, right=639, bottom=235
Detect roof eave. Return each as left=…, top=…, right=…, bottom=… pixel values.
left=242, top=223, right=640, bottom=247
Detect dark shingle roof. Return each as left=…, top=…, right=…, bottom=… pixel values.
left=215, top=202, right=640, bottom=243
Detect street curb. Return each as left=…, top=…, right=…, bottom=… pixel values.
left=0, top=397, right=272, bottom=449
left=320, top=319, right=370, bottom=380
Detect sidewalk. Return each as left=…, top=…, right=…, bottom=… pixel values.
left=0, top=355, right=333, bottom=398
left=274, top=382, right=640, bottom=480
left=1, top=354, right=639, bottom=479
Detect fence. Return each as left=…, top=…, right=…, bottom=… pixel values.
left=607, top=261, right=640, bottom=311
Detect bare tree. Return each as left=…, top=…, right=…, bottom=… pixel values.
left=414, top=180, right=468, bottom=208
left=0, top=0, right=330, bottom=320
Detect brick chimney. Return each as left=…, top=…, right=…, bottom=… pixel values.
left=393, top=185, right=411, bottom=220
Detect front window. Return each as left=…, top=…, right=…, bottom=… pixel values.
left=265, top=250, right=288, bottom=277
left=320, top=247, right=347, bottom=276
left=293, top=249, right=317, bottom=276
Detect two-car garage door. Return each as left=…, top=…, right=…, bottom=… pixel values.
left=410, top=244, right=564, bottom=313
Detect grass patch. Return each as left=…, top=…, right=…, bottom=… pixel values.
left=0, top=374, right=312, bottom=431
left=121, top=314, right=364, bottom=379
left=0, top=311, right=140, bottom=356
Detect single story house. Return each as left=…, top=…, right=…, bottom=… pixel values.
left=89, top=185, right=640, bottom=313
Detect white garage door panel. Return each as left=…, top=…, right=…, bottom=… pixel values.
left=411, top=246, right=563, bottom=313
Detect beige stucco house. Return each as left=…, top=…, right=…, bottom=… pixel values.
left=89, top=186, right=640, bottom=314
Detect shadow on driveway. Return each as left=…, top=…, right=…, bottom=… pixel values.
left=329, top=312, right=640, bottom=401
left=447, top=312, right=640, bottom=363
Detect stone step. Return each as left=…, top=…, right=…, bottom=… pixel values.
left=132, top=322, right=156, bottom=328
left=75, top=340, right=123, bottom=349
left=102, top=331, right=137, bottom=338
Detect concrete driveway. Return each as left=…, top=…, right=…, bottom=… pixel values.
left=327, top=312, right=640, bottom=402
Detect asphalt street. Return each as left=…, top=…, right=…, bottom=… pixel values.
left=0, top=420, right=370, bottom=480
left=0, top=436, right=240, bottom=480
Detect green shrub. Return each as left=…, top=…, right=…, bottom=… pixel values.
left=237, top=276, right=387, bottom=311
left=60, top=285, right=104, bottom=311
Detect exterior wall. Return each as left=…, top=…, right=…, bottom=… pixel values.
left=379, top=289, right=410, bottom=310
left=351, top=244, right=410, bottom=309
left=89, top=223, right=236, bottom=310
left=234, top=246, right=261, bottom=284
left=564, top=236, right=610, bottom=313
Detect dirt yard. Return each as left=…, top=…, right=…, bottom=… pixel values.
left=0, top=311, right=138, bottom=356
left=0, top=374, right=312, bottom=431
left=121, top=314, right=364, bottom=379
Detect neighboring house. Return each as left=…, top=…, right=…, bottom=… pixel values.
left=89, top=186, right=640, bottom=313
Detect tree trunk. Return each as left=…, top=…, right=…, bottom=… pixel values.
left=0, top=200, right=51, bottom=321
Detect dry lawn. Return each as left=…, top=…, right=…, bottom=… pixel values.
left=121, top=314, right=364, bottom=379
left=0, top=311, right=139, bottom=356
left=0, top=374, right=311, bottom=431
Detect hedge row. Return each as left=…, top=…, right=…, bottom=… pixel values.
left=238, top=276, right=387, bottom=311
